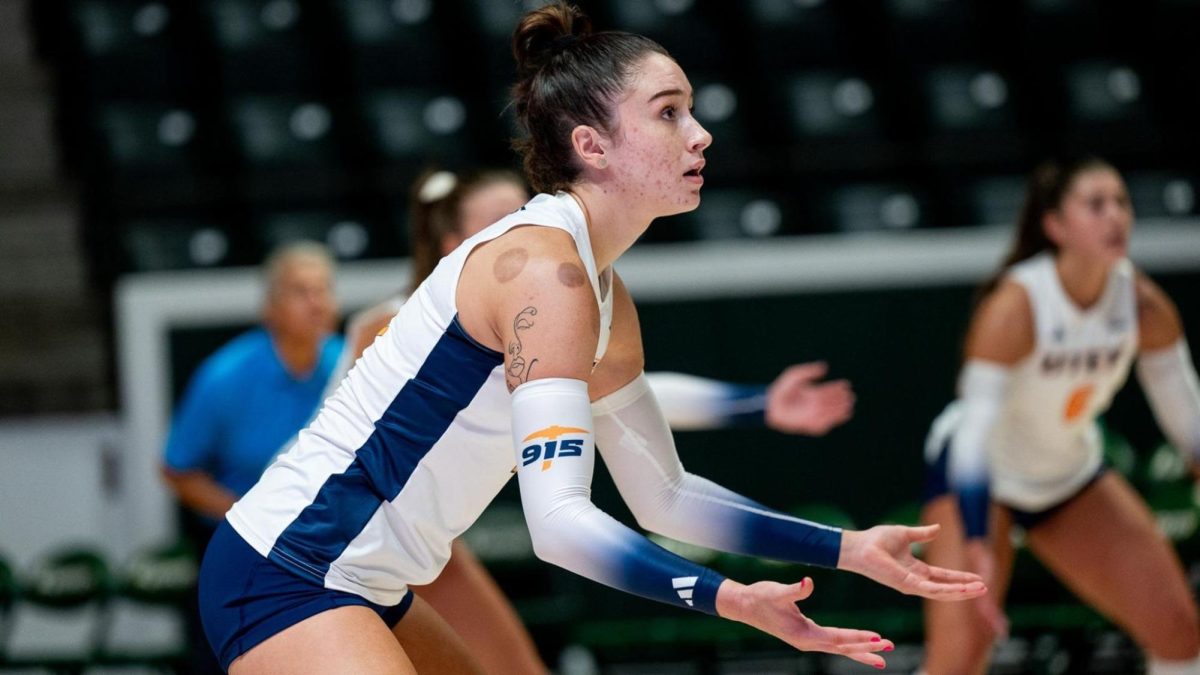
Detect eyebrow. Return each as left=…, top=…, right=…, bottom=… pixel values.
left=647, top=87, right=690, bottom=103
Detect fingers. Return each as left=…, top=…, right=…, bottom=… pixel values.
left=903, top=523, right=942, bottom=543
left=779, top=361, right=828, bottom=385
left=910, top=577, right=988, bottom=600
left=910, top=557, right=985, bottom=584
left=785, top=577, right=814, bottom=602
left=808, top=627, right=893, bottom=669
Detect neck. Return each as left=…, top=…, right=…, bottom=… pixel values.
left=1054, top=252, right=1112, bottom=310
left=271, top=332, right=321, bottom=377
left=566, top=183, right=651, bottom=271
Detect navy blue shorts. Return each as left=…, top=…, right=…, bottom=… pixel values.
left=198, top=521, right=414, bottom=671
left=921, top=440, right=1108, bottom=532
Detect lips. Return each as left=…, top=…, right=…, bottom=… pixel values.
left=683, top=159, right=705, bottom=184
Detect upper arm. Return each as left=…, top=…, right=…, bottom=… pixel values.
left=1136, top=272, right=1185, bottom=352
left=962, top=280, right=1036, bottom=366
left=589, top=272, right=645, bottom=400
left=487, top=229, right=600, bottom=392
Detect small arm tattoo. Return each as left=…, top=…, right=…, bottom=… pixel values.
left=506, top=306, right=539, bottom=392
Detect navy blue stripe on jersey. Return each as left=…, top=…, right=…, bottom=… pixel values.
left=269, top=316, right=503, bottom=581
left=722, top=383, right=769, bottom=427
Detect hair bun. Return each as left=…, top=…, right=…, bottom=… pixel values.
left=511, top=2, right=592, bottom=78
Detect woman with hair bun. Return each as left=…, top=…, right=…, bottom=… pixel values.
left=198, top=4, right=984, bottom=673
left=918, top=157, right=1200, bottom=675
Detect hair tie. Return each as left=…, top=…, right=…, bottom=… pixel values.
left=418, top=171, right=457, bottom=204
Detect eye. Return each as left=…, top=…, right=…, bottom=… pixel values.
left=661, top=105, right=676, bottom=120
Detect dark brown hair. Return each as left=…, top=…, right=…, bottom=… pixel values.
left=977, top=156, right=1117, bottom=300
left=510, top=2, right=670, bottom=193
left=408, top=167, right=526, bottom=291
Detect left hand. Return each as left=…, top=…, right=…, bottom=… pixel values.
left=838, top=524, right=988, bottom=600
left=764, top=362, right=855, bottom=435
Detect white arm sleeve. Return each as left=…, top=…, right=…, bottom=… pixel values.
left=950, top=360, right=1011, bottom=539
left=592, top=374, right=842, bottom=568
left=1137, top=339, right=1200, bottom=462
left=643, top=372, right=767, bottom=430
left=511, top=377, right=725, bottom=615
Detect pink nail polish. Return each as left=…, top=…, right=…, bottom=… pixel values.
left=870, top=637, right=880, bottom=642
left=885, top=645, right=894, bottom=652
left=874, top=663, right=884, bottom=670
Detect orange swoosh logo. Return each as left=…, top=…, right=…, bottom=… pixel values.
left=523, top=425, right=589, bottom=442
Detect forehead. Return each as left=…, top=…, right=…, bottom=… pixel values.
left=624, top=52, right=691, bottom=100
left=274, top=257, right=331, bottom=286
left=1066, top=168, right=1125, bottom=196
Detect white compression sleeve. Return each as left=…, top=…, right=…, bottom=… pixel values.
left=643, top=372, right=767, bottom=430
left=950, top=360, right=1011, bottom=539
left=592, top=373, right=842, bottom=568
left=1137, top=339, right=1200, bottom=462
left=511, top=377, right=724, bottom=615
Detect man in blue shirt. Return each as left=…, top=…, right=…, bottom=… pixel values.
left=163, top=242, right=344, bottom=523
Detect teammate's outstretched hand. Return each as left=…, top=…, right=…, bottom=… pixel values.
left=765, top=362, right=855, bottom=435
left=716, top=578, right=894, bottom=668
left=839, top=524, right=988, bottom=600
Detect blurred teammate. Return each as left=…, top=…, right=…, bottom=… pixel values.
left=919, top=157, right=1200, bottom=675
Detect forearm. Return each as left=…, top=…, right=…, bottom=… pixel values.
left=644, top=371, right=766, bottom=430
left=594, top=374, right=841, bottom=568
left=1138, top=339, right=1200, bottom=462
left=949, top=361, right=1009, bottom=539
left=161, top=468, right=237, bottom=521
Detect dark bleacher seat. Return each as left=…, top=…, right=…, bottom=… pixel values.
left=1061, top=60, right=1162, bottom=159
left=671, top=188, right=798, bottom=241
left=952, top=174, right=1028, bottom=228
left=91, top=102, right=204, bottom=175
left=600, top=0, right=731, bottom=75
left=358, top=88, right=475, bottom=168
left=820, top=182, right=932, bottom=232
left=1125, top=171, right=1199, bottom=219
left=226, top=95, right=342, bottom=168
left=59, top=0, right=187, bottom=99
left=254, top=208, right=398, bottom=260
left=120, top=218, right=239, bottom=271
left=918, top=64, right=1029, bottom=170
left=200, top=0, right=328, bottom=94
left=741, top=0, right=850, bottom=70
left=331, top=0, right=453, bottom=88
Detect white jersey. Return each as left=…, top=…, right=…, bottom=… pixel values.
left=930, top=252, right=1138, bottom=511
left=227, top=192, right=613, bottom=605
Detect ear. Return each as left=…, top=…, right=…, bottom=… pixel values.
left=1042, top=209, right=1066, bottom=247
left=570, top=125, right=609, bottom=171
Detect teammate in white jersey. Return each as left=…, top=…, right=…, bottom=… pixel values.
left=919, top=157, right=1200, bottom=675
left=330, top=167, right=856, bottom=674
left=198, top=4, right=987, bottom=673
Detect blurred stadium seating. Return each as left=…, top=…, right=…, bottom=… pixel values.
left=20, top=0, right=1200, bottom=280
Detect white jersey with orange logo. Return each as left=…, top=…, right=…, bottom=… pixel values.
left=930, top=252, right=1138, bottom=513
left=226, top=192, right=613, bottom=605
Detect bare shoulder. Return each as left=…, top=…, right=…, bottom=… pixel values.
left=458, top=225, right=599, bottom=391
left=1135, top=270, right=1184, bottom=350
left=963, top=280, right=1035, bottom=365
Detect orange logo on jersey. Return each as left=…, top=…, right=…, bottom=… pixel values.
left=1063, top=384, right=1094, bottom=422
left=522, top=425, right=589, bottom=442
left=376, top=326, right=389, bottom=337
left=521, top=425, right=589, bottom=471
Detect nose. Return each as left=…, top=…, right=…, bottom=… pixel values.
left=689, top=118, right=712, bottom=153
